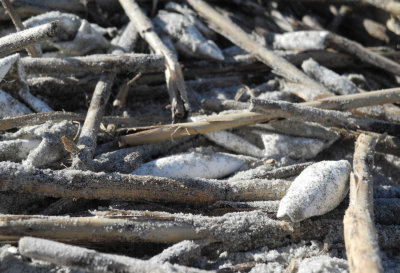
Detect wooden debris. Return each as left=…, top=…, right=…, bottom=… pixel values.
left=119, top=0, right=190, bottom=119
left=343, top=134, right=383, bottom=273
left=19, top=237, right=209, bottom=273
left=0, top=21, right=59, bottom=57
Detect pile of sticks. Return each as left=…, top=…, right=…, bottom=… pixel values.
left=0, top=0, right=400, bottom=272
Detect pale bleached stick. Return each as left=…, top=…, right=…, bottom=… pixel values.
left=1, top=0, right=40, bottom=57
left=19, top=237, right=209, bottom=273
left=0, top=21, right=59, bottom=57
left=21, top=54, right=164, bottom=75
left=187, top=0, right=331, bottom=101
left=0, top=161, right=290, bottom=203
left=0, top=210, right=398, bottom=251
left=119, top=0, right=190, bottom=119
left=343, top=134, right=383, bottom=273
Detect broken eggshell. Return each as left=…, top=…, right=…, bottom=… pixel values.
left=277, top=160, right=351, bottom=222
left=132, top=151, right=251, bottom=179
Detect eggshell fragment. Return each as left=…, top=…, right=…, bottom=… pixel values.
left=277, top=160, right=351, bottom=222
left=132, top=152, right=249, bottom=179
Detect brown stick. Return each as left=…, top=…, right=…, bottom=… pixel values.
left=187, top=0, right=331, bottom=101
left=0, top=21, right=59, bottom=57
left=0, top=161, right=290, bottom=203
left=343, top=134, right=383, bottom=273
left=1, top=0, right=40, bottom=57
left=0, top=211, right=398, bottom=251
left=119, top=0, right=190, bottom=119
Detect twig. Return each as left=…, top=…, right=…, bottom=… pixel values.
left=187, top=0, right=331, bottom=101
left=19, top=237, right=209, bottom=273
left=72, top=21, right=141, bottom=170
left=1, top=0, right=40, bottom=57
left=0, top=211, right=398, bottom=251
left=21, top=54, right=164, bottom=74
left=362, top=0, right=400, bottom=16
left=250, top=99, right=400, bottom=136
left=0, top=161, right=290, bottom=203
left=0, top=21, right=59, bottom=57
left=119, top=0, right=190, bottom=119
left=343, top=134, right=383, bottom=273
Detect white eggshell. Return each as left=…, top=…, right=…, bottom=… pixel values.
left=277, top=160, right=351, bottom=222
left=132, top=152, right=247, bottom=179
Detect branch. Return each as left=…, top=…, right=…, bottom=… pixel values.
left=21, top=54, right=164, bottom=74
left=19, top=237, right=208, bottom=273
left=0, top=21, right=59, bottom=57
left=119, top=0, right=190, bottom=119
left=343, top=134, right=383, bottom=273
left=187, top=0, right=331, bottom=101
left=1, top=0, right=40, bottom=57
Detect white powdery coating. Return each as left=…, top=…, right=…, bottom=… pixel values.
left=302, top=58, right=359, bottom=95
left=0, top=89, right=32, bottom=118
left=260, top=132, right=325, bottom=160
left=277, top=160, right=351, bottom=222
left=205, top=130, right=264, bottom=158
left=0, top=139, right=41, bottom=161
left=273, top=31, right=329, bottom=51
left=297, top=255, right=348, bottom=273
left=132, top=152, right=247, bottom=179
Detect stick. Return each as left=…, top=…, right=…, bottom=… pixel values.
left=1, top=0, right=40, bottom=57
left=187, top=0, right=331, bottom=101
left=19, top=237, right=209, bottom=273
left=0, top=161, right=291, bottom=203
left=343, top=134, right=383, bottom=273
left=0, top=21, right=59, bottom=57
left=119, top=0, right=190, bottom=119
left=0, top=211, right=398, bottom=251
left=21, top=54, right=164, bottom=74
left=72, top=21, right=140, bottom=170
left=250, top=99, right=400, bottom=136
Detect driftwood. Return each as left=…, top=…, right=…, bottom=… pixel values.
left=0, top=21, right=59, bottom=57
left=343, top=134, right=383, bottom=273
left=119, top=0, right=190, bottom=119
left=1, top=0, right=40, bottom=57
left=19, top=237, right=209, bottom=273
left=187, top=0, right=331, bottom=101
left=0, top=210, right=398, bottom=251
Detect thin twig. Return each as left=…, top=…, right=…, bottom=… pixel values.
left=119, top=0, right=190, bottom=119
left=1, top=0, right=40, bottom=57
left=0, top=21, right=59, bottom=57
left=343, top=134, right=383, bottom=273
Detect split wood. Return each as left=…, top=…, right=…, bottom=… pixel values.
left=21, top=54, right=165, bottom=74
left=19, top=237, right=208, bottom=273
left=1, top=0, right=40, bottom=57
left=187, top=0, right=331, bottom=101
left=0, top=21, right=59, bottom=57
left=119, top=88, right=400, bottom=146
left=119, top=0, right=190, bottom=119
left=0, top=210, right=398, bottom=251
left=343, top=134, right=383, bottom=273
